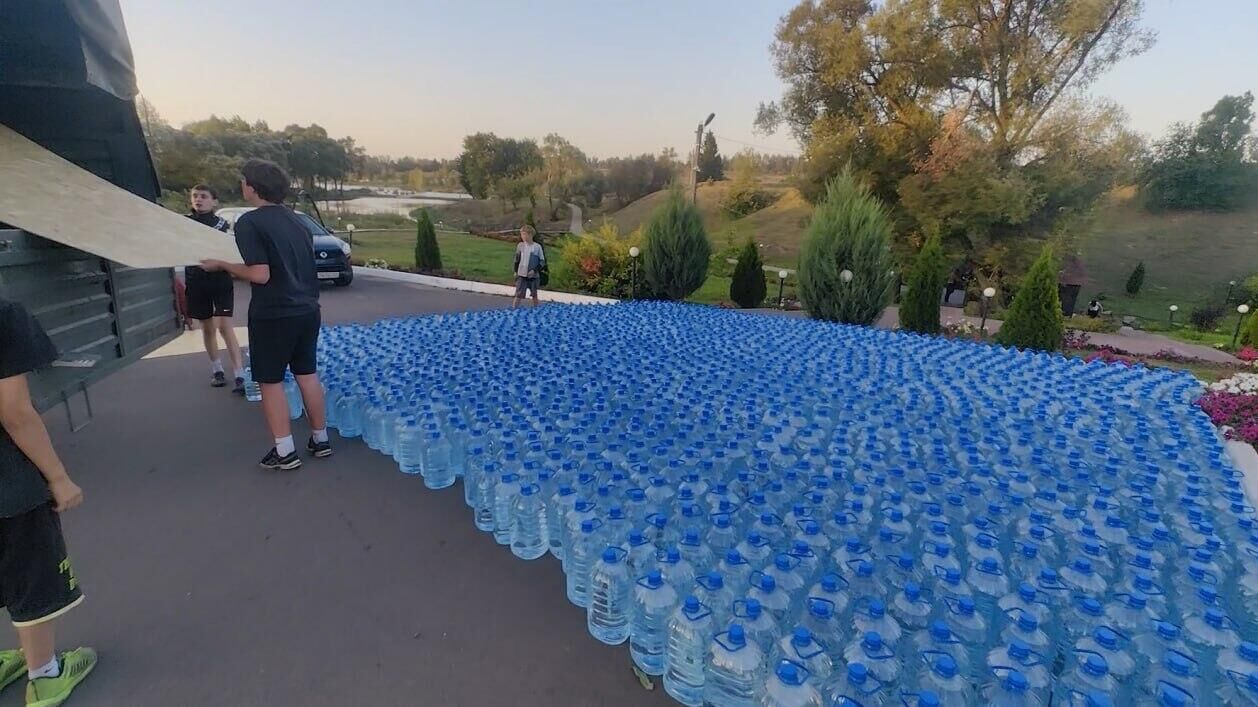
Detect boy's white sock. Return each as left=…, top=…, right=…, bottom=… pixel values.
left=312, top=428, right=329, bottom=444
left=234, top=368, right=246, bottom=380
left=275, top=436, right=296, bottom=456
left=210, top=359, right=224, bottom=374
left=29, top=656, right=59, bottom=680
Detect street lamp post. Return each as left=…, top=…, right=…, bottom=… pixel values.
left=981, top=286, right=996, bottom=335
left=1228, top=280, right=1238, bottom=304
left=629, top=246, right=640, bottom=299
left=1233, top=304, right=1251, bottom=349
left=777, top=270, right=788, bottom=309
left=346, top=223, right=356, bottom=248
left=692, top=113, right=715, bottom=204
left=1168, top=304, right=1178, bottom=325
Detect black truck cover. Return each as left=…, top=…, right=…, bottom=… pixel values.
left=0, top=1, right=180, bottom=413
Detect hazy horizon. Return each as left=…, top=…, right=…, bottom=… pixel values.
left=122, top=0, right=1256, bottom=160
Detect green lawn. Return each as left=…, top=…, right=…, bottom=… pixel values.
left=351, top=231, right=521, bottom=285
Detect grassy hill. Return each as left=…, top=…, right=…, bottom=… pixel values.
left=608, top=181, right=811, bottom=267
left=1078, top=189, right=1258, bottom=323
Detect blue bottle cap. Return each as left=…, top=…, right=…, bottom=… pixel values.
left=683, top=595, right=701, bottom=613
left=792, top=627, right=811, bottom=646
left=1082, top=654, right=1109, bottom=677
left=727, top=624, right=746, bottom=646
left=934, top=655, right=958, bottom=679
left=759, top=574, right=776, bottom=592
left=847, top=662, right=868, bottom=684
left=601, top=547, right=619, bottom=563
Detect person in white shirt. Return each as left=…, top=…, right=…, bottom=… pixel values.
left=511, top=225, right=545, bottom=308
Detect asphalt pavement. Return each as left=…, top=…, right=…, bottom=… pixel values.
left=24, top=275, right=672, bottom=707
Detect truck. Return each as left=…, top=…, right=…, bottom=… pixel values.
left=0, top=1, right=180, bottom=423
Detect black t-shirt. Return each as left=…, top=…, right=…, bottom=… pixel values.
left=0, top=299, right=57, bottom=518
left=185, top=211, right=232, bottom=281
left=234, top=205, right=320, bottom=320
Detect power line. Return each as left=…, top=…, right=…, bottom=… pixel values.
left=712, top=133, right=802, bottom=156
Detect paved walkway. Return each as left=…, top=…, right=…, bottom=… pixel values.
left=751, top=305, right=1241, bottom=364
left=30, top=276, right=669, bottom=707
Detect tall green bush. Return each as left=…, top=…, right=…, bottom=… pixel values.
left=1240, top=308, right=1258, bottom=347
left=1125, top=261, right=1145, bottom=295
left=729, top=239, right=767, bottom=308
left=641, top=190, right=711, bottom=300
left=900, top=233, right=949, bottom=334
left=413, top=208, right=442, bottom=271
left=797, top=170, right=895, bottom=324
left=995, top=246, right=1064, bottom=351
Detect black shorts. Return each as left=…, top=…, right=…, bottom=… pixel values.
left=185, top=271, right=234, bottom=320
left=249, top=311, right=321, bottom=384
left=0, top=502, right=83, bottom=626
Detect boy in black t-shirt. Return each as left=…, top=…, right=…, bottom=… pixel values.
left=0, top=298, right=96, bottom=705
left=201, top=159, right=331, bottom=470
left=185, top=184, right=245, bottom=392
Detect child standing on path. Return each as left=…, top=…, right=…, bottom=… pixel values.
left=185, top=184, right=245, bottom=393
left=512, top=225, right=545, bottom=309
left=0, top=296, right=96, bottom=706
left=200, top=159, right=332, bottom=470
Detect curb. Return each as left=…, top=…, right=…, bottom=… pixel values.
left=1225, top=440, right=1258, bottom=508
left=352, top=266, right=617, bottom=305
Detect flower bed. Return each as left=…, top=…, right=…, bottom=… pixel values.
left=1200, top=372, right=1258, bottom=444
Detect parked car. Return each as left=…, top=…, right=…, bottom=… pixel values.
left=216, top=207, right=354, bottom=286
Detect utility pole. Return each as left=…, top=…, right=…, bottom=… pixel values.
left=692, top=113, right=715, bottom=203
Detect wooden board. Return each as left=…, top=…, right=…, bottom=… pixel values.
left=0, top=124, right=241, bottom=268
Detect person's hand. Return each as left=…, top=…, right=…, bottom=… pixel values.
left=199, top=259, right=224, bottom=272
left=49, top=477, right=83, bottom=512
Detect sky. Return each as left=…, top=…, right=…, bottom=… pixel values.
left=120, top=0, right=1257, bottom=160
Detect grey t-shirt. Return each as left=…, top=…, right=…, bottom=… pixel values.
left=235, top=205, right=320, bottom=320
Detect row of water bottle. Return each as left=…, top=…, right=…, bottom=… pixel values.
left=309, top=304, right=1256, bottom=705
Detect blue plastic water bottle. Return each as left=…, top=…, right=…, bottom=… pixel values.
left=630, top=569, right=679, bottom=675
left=759, top=659, right=824, bottom=707
left=588, top=547, right=631, bottom=645
left=664, top=596, right=714, bottom=706
left=510, top=484, right=547, bottom=560
left=704, top=624, right=764, bottom=707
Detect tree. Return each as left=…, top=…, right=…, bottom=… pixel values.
left=995, top=246, right=1064, bottom=351
left=1126, top=261, right=1146, bottom=295
left=540, top=133, right=588, bottom=214
left=414, top=208, right=442, bottom=272
left=757, top=0, right=1152, bottom=274
left=798, top=170, right=895, bottom=324
left=606, top=154, right=675, bottom=203
left=697, top=131, right=724, bottom=182
left=729, top=239, right=768, bottom=308
left=1140, top=92, right=1256, bottom=211
left=641, top=190, right=711, bottom=300
left=900, top=232, right=949, bottom=335
left=456, top=132, right=502, bottom=199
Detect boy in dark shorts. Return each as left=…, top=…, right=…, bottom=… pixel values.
left=200, top=159, right=331, bottom=470
left=185, top=184, right=245, bottom=392
left=0, top=297, right=96, bottom=706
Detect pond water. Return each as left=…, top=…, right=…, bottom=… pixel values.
left=317, top=195, right=467, bottom=218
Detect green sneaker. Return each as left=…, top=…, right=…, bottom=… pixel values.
left=0, top=649, right=23, bottom=692
left=25, top=648, right=96, bottom=707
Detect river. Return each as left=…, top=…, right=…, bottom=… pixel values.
left=317, top=194, right=469, bottom=218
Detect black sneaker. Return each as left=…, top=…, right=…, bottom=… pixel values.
left=307, top=437, right=333, bottom=458
left=232, top=377, right=246, bottom=395
left=211, top=371, right=227, bottom=388
left=259, top=448, right=302, bottom=471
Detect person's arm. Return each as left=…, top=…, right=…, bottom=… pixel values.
left=0, top=374, right=81, bottom=511
left=201, top=214, right=270, bottom=283
left=203, top=260, right=270, bottom=284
